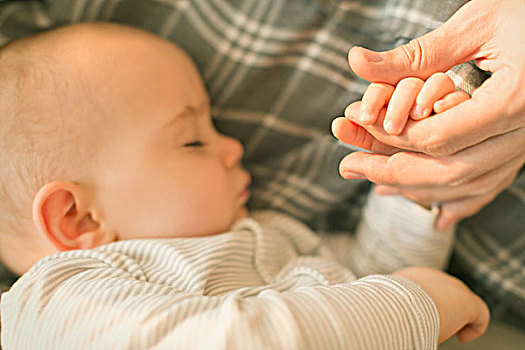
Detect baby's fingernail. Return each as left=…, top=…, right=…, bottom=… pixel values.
left=410, top=105, right=428, bottom=120
left=410, top=105, right=421, bottom=119
left=434, top=101, right=444, bottom=113
left=384, top=120, right=400, bottom=134
left=341, top=170, right=367, bottom=180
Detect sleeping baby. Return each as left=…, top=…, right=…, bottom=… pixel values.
left=0, top=23, right=488, bottom=349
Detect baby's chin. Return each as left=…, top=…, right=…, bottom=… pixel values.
left=236, top=207, right=248, bottom=220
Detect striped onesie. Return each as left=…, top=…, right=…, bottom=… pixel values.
left=1, top=192, right=453, bottom=349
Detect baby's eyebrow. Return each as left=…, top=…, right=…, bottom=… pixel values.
left=163, top=102, right=209, bottom=129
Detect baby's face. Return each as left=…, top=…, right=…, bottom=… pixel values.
left=80, top=28, right=251, bottom=239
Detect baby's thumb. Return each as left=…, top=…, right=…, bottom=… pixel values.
left=348, top=2, right=486, bottom=84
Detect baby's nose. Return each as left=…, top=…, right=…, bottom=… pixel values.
left=220, top=135, right=244, bottom=168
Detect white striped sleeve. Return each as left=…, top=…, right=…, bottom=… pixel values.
left=350, top=190, right=455, bottom=277
left=1, top=252, right=439, bottom=349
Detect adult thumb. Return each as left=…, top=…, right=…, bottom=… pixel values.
left=349, top=1, right=487, bottom=84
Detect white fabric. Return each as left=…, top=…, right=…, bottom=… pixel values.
left=1, top=193, right=453, bottom=349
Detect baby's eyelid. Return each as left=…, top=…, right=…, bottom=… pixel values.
left=184, top=140, right=204, bottom=147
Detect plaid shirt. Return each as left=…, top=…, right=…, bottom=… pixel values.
left=0, top=0, right=523, bottom=323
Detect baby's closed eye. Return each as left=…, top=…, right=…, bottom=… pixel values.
left=184, top=141, right=205, bottom=147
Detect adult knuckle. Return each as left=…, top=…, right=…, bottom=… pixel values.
left=371, top=169, right=392, bottom=185
left=402, top=39, right=426, bottom=72
left=437, top=172, right=458, bottom=186
left=464, top=181, right=490, bottom=197
left=468, top=182, right=494, bottom=197
left=420, top=131, right=458, bottom=157
left=382, top=155, right=403, bottom=185
left=434, top=162, right=470, bottom=186
left=454, top=162, right=478, bottom=184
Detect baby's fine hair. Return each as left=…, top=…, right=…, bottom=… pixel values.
left=0, top=31, right=88, bottom=237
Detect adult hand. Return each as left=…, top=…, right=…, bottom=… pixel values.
left=333, top=0, right=525, bottom=229
left=393, top=267, right=490, bottom=344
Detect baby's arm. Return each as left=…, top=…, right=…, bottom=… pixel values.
left=1, top=242, right=486, bottom=349
left=355, top=73, right=470, bottom=135
left=346, top=192, right=488, bottom=344
left=349, top=191, right=454, bottom=276
left=393, top=267, right=489, bottom=344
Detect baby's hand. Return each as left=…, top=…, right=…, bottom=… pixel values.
left=393, top=267, right=490, bottom=344
left=354, top=73, right=470, bottom=135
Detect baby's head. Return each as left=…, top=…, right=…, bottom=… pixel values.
left=0, top=23, right=250, bottom=275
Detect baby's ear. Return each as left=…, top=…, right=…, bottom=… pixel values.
left=32, top=182, right=116, bottom=251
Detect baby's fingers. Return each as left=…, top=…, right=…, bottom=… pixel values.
left=456, top=294, right=490, bottom=343
left=434, top=90, right=470, bottom=114
left=384, top=77, right=424, bottom=134
left=360, top=83, right=395, bottom=124
left=410, top=73, right=455, bottom=120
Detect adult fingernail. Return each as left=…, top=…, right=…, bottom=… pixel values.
left=362, top=48, right=384, bottom=63
left=341, top=170, right=367, bottom=180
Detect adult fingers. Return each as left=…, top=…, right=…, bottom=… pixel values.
left=437, top=195, right=493, bottom=230
left=435, top=173, right=516, bottom=230
left=353, top=64, right=525, bottom=157
left=373, top=155, right=522, bottom=204
left=347, top=0, right=525, bottom=157
left=338, top=128, right=525, bottom=186
left=379, top=171, right=517, bottom=223
left=347, top=0, right=491, bottom=84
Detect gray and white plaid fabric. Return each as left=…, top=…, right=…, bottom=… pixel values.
left=0, top=0, right=523, bottom=323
